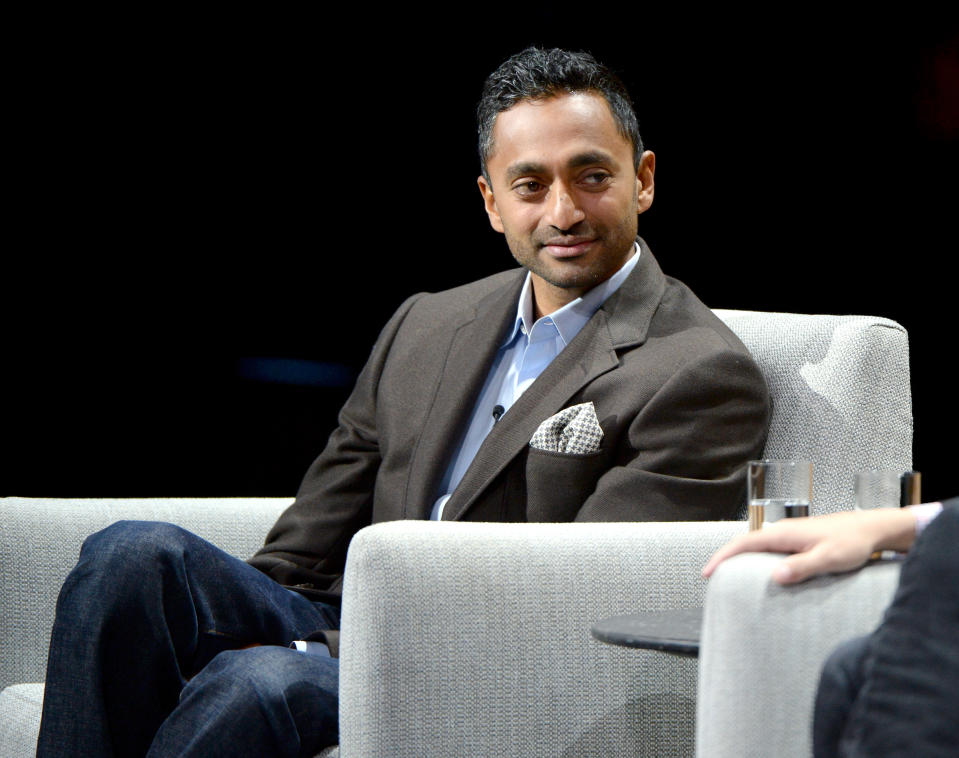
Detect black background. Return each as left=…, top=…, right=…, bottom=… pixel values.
left=5, top=9, right=958, bottom=503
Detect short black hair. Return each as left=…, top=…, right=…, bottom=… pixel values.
left=477, top=47, right=643, bottom=181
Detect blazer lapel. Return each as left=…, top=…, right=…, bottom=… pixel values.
left=402, top=272, right=525, bottom=519
left=441, top=239, right=668, bottom=522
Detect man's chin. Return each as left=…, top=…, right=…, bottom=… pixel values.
left=536, top=266, right=608, bottom=292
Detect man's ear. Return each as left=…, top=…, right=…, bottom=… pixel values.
left=477, top=175, right=505, bottom=233
left=636, top=150, right=655, bottom=215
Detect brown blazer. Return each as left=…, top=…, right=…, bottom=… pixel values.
left=248, top=240, right=770, bottom=595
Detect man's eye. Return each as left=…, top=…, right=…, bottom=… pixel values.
left=582, top=172, right=611, bottom=186
left=514, top=181, right=544, bottom=196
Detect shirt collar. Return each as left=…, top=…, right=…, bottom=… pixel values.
left=502, top=242, right=641, bottom=348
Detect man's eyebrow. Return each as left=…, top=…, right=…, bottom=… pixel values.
left=505, top=161, right=547, bottom=182
left=567, top=150, right=616, bottom=169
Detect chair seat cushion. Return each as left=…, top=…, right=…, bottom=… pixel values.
left=0, top=683, right=43, bottom=755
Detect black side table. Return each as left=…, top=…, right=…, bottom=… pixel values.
left=591, top=607, right=703, bottom=657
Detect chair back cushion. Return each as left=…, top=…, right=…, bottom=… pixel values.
left=714, top=311, right=912, bottom=513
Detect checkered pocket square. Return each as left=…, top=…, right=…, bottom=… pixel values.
left=529, top=402, right=603, bottom=455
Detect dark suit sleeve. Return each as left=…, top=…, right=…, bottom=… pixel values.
left=246, top=293, right=425, bottom=592
left=574, top=347, right=770, bottom=521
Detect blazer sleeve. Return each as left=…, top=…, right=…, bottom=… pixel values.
left=573, top=346, right=771, bottom=522
left=246, top=293, right=425, bottom=592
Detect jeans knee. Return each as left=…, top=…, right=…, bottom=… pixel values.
left=83, top=520, right=194, bottom=562
left=59, top=521, right=195, bottom=610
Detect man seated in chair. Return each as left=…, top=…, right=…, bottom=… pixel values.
left=37, top=47, right=770, bottom=757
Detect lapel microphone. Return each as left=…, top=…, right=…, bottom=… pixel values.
left=492, top=405, right=505, bottom=423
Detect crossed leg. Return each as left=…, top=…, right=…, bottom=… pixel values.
left=37, top=520, right=340, bottom=757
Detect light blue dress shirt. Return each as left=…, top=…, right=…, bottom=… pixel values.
left=430, top=244, right=641, bottom=520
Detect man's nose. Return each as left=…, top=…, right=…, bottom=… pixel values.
left=544, top=185, right=585, bottom=230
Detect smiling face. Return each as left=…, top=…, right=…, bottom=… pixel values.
left=478, top=91, right=655, bottom=317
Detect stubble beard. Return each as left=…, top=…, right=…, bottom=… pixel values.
left=507, top=227, right=636, bottom=293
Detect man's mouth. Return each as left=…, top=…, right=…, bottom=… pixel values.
left=541, top=237, right=597, bottom=258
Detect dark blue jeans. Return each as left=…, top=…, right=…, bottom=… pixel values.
left=36, top=521, right=341, bottom=758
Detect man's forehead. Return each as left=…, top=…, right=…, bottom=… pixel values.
left=492, top=92, right=614, bottom=135
left=487, top=92, right=630, bottom=171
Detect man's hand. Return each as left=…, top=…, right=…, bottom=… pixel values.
left=702, top=508, right=919, bottom=585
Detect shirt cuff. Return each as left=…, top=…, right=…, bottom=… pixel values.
left=290, top=640, right=331, bottom=658
left=907, top=502, right=943, bottom=536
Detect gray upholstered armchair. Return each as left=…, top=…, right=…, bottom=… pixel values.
left=0, top=311, right=911, bottom=756
left=695, top=551, right=902, bottom=758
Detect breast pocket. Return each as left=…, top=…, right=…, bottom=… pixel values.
left=525, top=447, right=607, bottom=522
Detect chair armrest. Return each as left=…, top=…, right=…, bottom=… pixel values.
left=0, top=497, right=291, bottom=690
left=695, top=552, right=902, bottom=758
left=339, top=519, right=747, bottom=758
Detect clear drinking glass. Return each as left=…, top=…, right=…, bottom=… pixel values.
left=748, top=460, right=813, bottom=531
left=854, top=470, right=902, bottom=510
